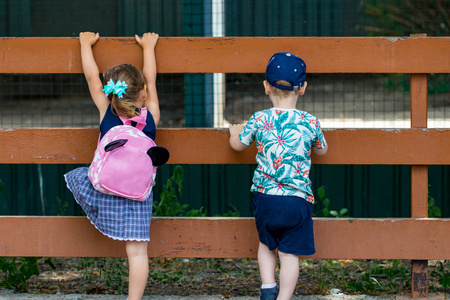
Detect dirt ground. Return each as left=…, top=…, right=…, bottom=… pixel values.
left=13, top=258, right=449, bottom=298
left=25, top=258, right=263, bottom=297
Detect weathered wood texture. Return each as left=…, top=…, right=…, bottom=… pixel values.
left=0, top=37, right=448, bottom=74
left=1, top=128, right=450, bottom=165
left=1, top=37, right=450, bottom=299
left=1, top=217, right=449, bottom=260
left=410, top=72, right=430, bottom=298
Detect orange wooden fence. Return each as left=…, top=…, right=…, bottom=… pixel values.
left=0, top=36, right=449, bottom=298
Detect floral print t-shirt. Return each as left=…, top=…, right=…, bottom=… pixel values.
left=239, top=108, right=327, bottom=203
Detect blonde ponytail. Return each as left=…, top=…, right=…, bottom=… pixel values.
left=103, top=64, right=146, bottom=118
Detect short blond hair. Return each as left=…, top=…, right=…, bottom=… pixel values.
left=269, top=80, right=300, bottom=97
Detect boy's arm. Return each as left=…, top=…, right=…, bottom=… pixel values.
left=312, top=118, right=328, bottom=156
left=79, top=32, right=109, bottom=121
left=312, top=146, right=328, bottom=156
left=229, top=124, right=248, bottom=152
left=312, top=135, right=328, bottom=156
left=135, top=33, right=160, bottom=127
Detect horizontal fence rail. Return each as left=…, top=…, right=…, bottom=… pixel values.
left=1, top=128, right=450, bottom=165
left=1, top=217, right=449, bottom=260
left=0, top=37, right=448, bottom=74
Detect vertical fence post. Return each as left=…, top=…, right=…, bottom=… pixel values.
left=410, top=32, right=429, bottom=300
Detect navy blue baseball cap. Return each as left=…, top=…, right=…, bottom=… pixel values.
left=265, top=52, right=306, bottom=91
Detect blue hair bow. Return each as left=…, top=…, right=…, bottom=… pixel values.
left=103, top=79, right=128, bottom=98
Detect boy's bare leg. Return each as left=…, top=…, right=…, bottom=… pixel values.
left=258, top=242, right=277, bottom=284
left=277, top=251, right=299, bottom=300
left=126, top=241, right=149, bottom=300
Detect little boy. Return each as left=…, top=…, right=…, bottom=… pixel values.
left=229, top=52, right=328, bottom=300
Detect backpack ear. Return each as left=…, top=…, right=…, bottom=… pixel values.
left=105, top=139, right=128, bottom=152
left=147, top=146, right=170, bottom=167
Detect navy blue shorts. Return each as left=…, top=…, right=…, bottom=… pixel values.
left=252, top=192, right=315, bottom=256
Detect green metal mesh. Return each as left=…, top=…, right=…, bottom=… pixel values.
left=225, top=73, right=415, bottom=129
left=0, top=0, right=448, bottom=129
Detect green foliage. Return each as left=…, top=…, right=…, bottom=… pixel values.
left=153, top=165, right=241, bottom=217
left=317, top=260, right=353, bottom=291
left=56, top=197, right=69, bottom=216
left=428, top=190, right=441, bottom=218
left=77, top=257, right=128, bottom=294
left=0, top=257, right=40, bottom=291
left=77, top=257, right=97, bottom=280
left=377, top=72, right=449, bottom=95
left=314, top=186, right=348, bottom=218
left=364, top=0, right=449, bottom=36
left=312, top=259, right=411, bottom=294
left=311, top=259, right=333, bottom=294
left=0, top=257, right=54, bottom=292
left=153, top=165, right=188, bottom=216
left=98, top=258, right=128, bottom=294
left=185, top=206, right=207, bottom=217
left=350, top=259, right=410, bottom=293
left=149, top=269, right=182, bottom=283
left=431, top=260, right=450, bottom=289
left=216, top=209, right=241, bottom=217
left=0, top=181, right=55, bottom=292
left=364, top=0, right=449, bottom=94
left=153, top=165, right=207, bottom=217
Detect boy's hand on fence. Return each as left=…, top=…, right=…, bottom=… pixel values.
left=229, top=124, right=245, bottom=137
left=79, top=32, right=100, bottom=47
left=135, top=32, right=159, bottom=50
left=229, top=124, right=247, bottom=152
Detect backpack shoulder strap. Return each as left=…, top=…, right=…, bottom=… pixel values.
left=119, top=108, right=148, bottom=131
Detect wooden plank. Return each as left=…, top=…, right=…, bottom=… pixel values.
left=411, top=166, right=429, bottom=218
left=1, top=128, right=450, bottom=165
left=410, top=73, right=429, bottom=217
left=410, top=71, right=430, bottom=298
left=0, top=37, right=448, bottom=74
left=410, top=73, right=428, bottom=128
left=411, top=260, right=428, bottom=298
left=1, top=217, right=450, bottom=259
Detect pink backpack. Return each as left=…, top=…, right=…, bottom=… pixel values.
left=88, top=108, right=169, bottom=201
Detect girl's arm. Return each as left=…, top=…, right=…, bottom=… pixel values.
left=135, top=33, right=160, bottom=127
left=79, top=32, right=109, bottom=122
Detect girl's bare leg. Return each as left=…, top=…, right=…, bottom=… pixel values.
left=126, top=241, right=149, bottom=300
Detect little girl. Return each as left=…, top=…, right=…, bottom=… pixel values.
left=65, top=31, right=160, bottom=300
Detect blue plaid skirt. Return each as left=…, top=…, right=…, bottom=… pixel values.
left=64, top=167, right=153, bottom=241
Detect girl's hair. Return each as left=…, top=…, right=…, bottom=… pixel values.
left=270, top=80, right=300, bottom=97
left=102, top=64, right=146, bottom=118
